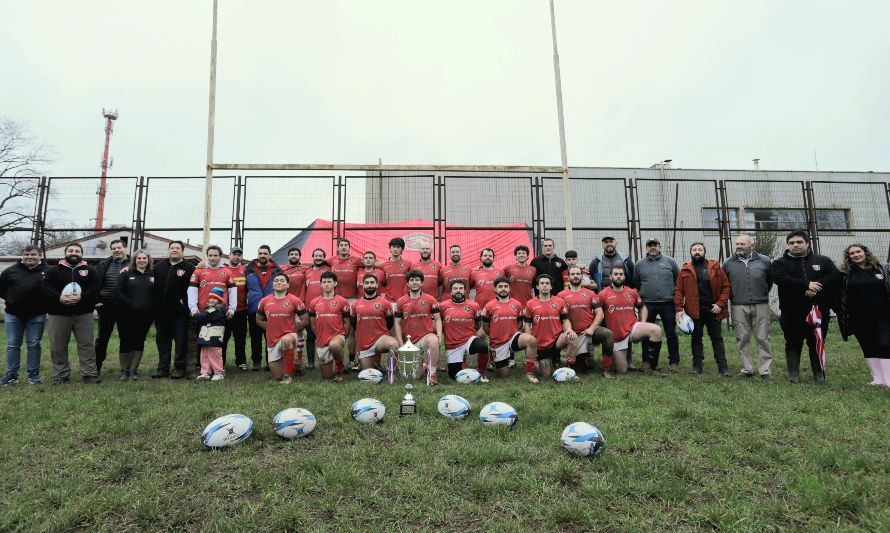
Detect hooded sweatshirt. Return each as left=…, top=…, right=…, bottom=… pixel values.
left=42, top=260, right=101, bottom=315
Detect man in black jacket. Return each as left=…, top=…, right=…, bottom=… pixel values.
left=0, top=245, right=47, bottom=385
left=151, top=240, right=196, bottom=379
left=94, top=239, right=129, bottom=373
left=770, top=230, right=838, bottom=384
left=42, top=243, right=102, bottom=384
left=530, top=238, right=567, bottom=295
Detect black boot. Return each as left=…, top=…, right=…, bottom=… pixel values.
left=691, top=357, right=703, bottom=374
left=645, top=341, right=665, bottom=376
left=813, top=371, right=825, bottom=384
left=786, top=351, right=801, bottom=383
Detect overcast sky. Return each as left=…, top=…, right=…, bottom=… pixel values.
left=3, top=0, right=889, bottom=177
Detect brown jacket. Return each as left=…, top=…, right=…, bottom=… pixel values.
left=674, top=259, right=730, bottom=320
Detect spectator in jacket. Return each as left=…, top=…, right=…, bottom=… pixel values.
left=633, top=238, right=680, bottom=375
left=589, top=236, right=635, bottom=291
left=530, top=238, right=567, bottom=295
left=94, top=239, right=129, bottom=373
left=151, top=240, right=196, bottom=379
left=114, top=250, right=155, bottom=381
left=0, top=245, right=47, bottom=385
left=770, top=230, right=838, bottom=384
left=41, top=243, right=102, bottom=384
left=835, top=243, right=890, bottom=387
left=723, top=235, right=773, bottom=379
left=674, top=242, right=732, bottom=376
left=245, top=245, right=281, bottom=371
left=222, top=246, right=249, bottom=370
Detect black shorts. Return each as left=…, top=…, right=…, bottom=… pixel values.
left=538, top=346, right=561, bottom=366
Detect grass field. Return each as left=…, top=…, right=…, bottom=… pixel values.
left=0, top=321, right=888, bottom=532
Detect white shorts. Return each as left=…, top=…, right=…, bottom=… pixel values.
left=316, top=335, right=346, bottom=364
left=490, top=332, right=521, bottom=363
left=267, top=334, right=298, bottom=362
left=613, top=323, right=642, bottom=351
left=359, top=335, right=389, bottom=359
left=571, top=332, right=590, bottom=354
left=446, top=336, right=477, bottom=364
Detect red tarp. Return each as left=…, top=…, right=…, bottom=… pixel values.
left=272, top=219, right=534, bottom=270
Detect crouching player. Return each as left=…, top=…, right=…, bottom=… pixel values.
left=525, top=274, right=573, bottom=380
left=481, top=277, right=540, bottom=382
left=599, top=265, right=663, bottom=375
left=439, top=279, right=490, bottom=382
left=558, top=266, right=615, bottom=377
left=394, top=270, right=442, bottom=386
left=256, top=273, right=308, bottom=385
left=351, top=273, right=400, bottom=370
left=308, top=271, right=350, bottom=383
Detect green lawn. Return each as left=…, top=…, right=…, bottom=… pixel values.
left=0, top=322, right=888, bottom=531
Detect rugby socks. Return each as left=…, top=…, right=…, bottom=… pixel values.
left=602, top=354, right=613, bottom=373
left=525, top=360, right=536, bottom=373
left=645, top=341, right=662, bottom=369
left=476, top=353, right=489, bottom=374
left=334, top=360, right=344, bottom=374
left=283, top=356, right=296, bottom=376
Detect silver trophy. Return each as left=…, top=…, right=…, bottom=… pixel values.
left=400, top=384, right=416, bottom=417
left=396, top=336, right=428, bottom=383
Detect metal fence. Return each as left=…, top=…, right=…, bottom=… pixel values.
left=1, top=172, right=888, bottom=264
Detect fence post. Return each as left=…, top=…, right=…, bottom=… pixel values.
left=625, top=179, right=641, bottom=261
left=531, top=176, right=544, bottom=254
left=717, top=180, right=733, bottom=261
left=31, top=176, right=49, bottom=251
left=433, top=174, right=446, bottom=263
left=802, top=181, right=820, bottom=254
left=130, top=176, right=147, bottom=252
left=230, top=175, right=245, bottom=249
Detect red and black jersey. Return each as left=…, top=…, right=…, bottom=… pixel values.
left=396, top=293, right=439, bottom=342
left=599, top=286, right=643, bottom=341
left=350, top=295, right=393, bottom=351
left=280, top=263, right=307, bottom=300
left=330, top=255, right=362, bottom=299
left=440, top=264, right=470, bottom=302
left=470, top=267, right=504, bottom=307
left=411, top=260, right=442, bottom=298
left=223, top=263, right=248, bottom=311
left=189, top=266, right=235, bottom=308
left=257, top=294, right=306, bottom=346
left=380, top=259, right=411, bottom=300
left=557, top=288, right=601, bottom=333
left=481, top=298, right=525, bottom=347
left=356, top=268, right=387, bottom=298
left=304, top=265, right=332, bottom=306
left=439, top=299, right=480, bottom=349
left=524, top=296, right=568, bottom=349
left=308, top=295, right=350, bottom=347
left=504, top=264, right=537, bottom=306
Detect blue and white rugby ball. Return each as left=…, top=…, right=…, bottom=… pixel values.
left=351, top=398, right=385, bottom=424
left=454, top=368, right=481, bottom=384
left=479, top=402, right=518, bottom=428
left=357, top=368, right=384, bottom=384
left=273, top=408, right=317, bottom=439
left=61, top=282, right=81, bottom=296
left=437, top=395, right=471, bottom=420
left=202, top=414, right=253, bottom=448
left=552, top=367, right=578, bottom=383
left=560, top=422, right=606, bottom=457
left=678, top=313, right=694, bottom=335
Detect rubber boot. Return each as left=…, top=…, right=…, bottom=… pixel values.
left=118, top=352, right=132, bottom=382
left=129, top=351, right=144, bottom=381
left=786, top=351, right=801, bottom=383
left=715, top=354, right=732, bottom=377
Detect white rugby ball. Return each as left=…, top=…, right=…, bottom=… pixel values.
left=552, top=367, right=578, bottom=383
left=454, top=368, right=481, bottom=384
left=273, top=408, right=317, bottom=439
left=678, top=313, right=694, bottom=334
left=202, top=414, right=253, bottom=448
left=437, top=395, right=471, bottom=420
left=357, top=368, right=384, bottom=384
left=61, top=282, right=81, bottom=296
left=479, top=402, right=518, bottom=428
left=561, top=422, right=606, bottom=457
left=351, top=398, right=385, bottom=424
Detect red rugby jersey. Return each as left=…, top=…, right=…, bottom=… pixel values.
left=439, top=299, right=480, bottom=349
left=557, top=288, right=601, bottom=333
left=524, top=296, right=568, bottom=349
left=395, top=293, right=439, bottom=342
left=504, top=264, right=536, bottom=306
left=481, top=298, right=525, bottom=347
left=380, top=259, right=411, bottom=300
left=439, top=264, right=470, bottom=302
left=308, top=295, right=350, bottom=347
left=257, top=294, right=306, bottom=346
left=279, top=263, right=306, bottom=301
left=330, top=255, right=362, bottom=299
left=189, top=265, right=234, bottom=308
left=350, top=295, right=393, bottom=351
left=411, top=260, right=443, bottom=298
left=599, top=286, right=643, bottom=341
left=303, top=265, right=331, bottom=305
left=470, top=267, right=504, bottom=307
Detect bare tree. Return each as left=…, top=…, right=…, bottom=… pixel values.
left=0, top=117, right=54, bottom=238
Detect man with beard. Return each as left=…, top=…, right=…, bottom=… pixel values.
left=411, top=241, right=442, bottom=298
left=439, top=244, right=470, bottom=303
left=41, top=243, right=102, bottom=384
left=308, top=271, right=349, bottom=383
left=0, top=245, right=47, bottom=385
left=394, top=270, right=443, bottom=386
left=439, top=280, right=489, bottom=382
left=599, top=265, right=663, bottom=375
left=256, top=273, right=308, bottom=385
left=350, top=273, right=400, bottom=370
left=558, top=266, right=615, bottom=377
left=470, top=248, right=504, bottom=307
left=481, top=277, right=539, bottom=381
left=302, top=248, right=332, bottom=369
left=674, top=242, right=732, bottom=376
left=94, top=239, right=128, bottom=374
left=246, top=245, right=282, bottom=371
left=380, top=237, right=411, bottom=303
left=530, top=238, right=567, bottom=295
left=280, top=247, right=308, bottom=367
left=524, top=274, right=573, bottom=380
left=504, top=245, right=536, bottom=306
left=633, top=238, right=680, bottom=374
left=151, top=240, right=196, bottom=379
left=589, top=236, right=635, bottom=291
left=222, top=246, right=248, bottom=370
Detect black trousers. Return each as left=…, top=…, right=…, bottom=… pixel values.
left=779, top=311, right=830, bottom=373
left=691, top=309, right=727, bottom=369
left=222, top=309, right=248, bottom=366
left=156, top=312, right=189, bottom=372
left=248, top=313, right=265, bottom=364
left=118, top=310, right=153, bottom=353
left=643, top=301, right=680, bottom=366
left=95, top=300, right=118, bottom=371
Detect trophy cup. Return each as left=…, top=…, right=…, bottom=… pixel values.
left=396, top=336, right=428, bottom=416
left=400, top=384, right=416, bottom=417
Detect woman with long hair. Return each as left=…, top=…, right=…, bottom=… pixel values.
left=115, top=250, right=156, bottom=381
left=836, top=243, right=890, bottom=387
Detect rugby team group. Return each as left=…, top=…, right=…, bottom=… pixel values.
left=1, top=230, right=888, bottom=388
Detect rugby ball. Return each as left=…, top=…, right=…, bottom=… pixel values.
left=202, top=414, right=253, bottom=449
left=273, top=408, right=317, bottom=439
left=552, top=367, right=578, bottom=383
left=351, top=398, right=385, bottom=424
left=357, top=368, right=384, bottom=384
left=454, top=368, right=481, bottom=384
left=678, top=313, right=694, bottom=334
left=479, top=402, right=518, bottom=428
left=61, top=282, right=81, bottom=296
left=437, top=395, right=471, bottom=420
left=560, top=422, right=606, bottom=458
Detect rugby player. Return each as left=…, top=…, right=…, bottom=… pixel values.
left=503, top=244, right=536, bottom=306
left=308, top=271, right=350, bottom=383
left=557, top=266, right=615, bottom=377
left=481, top=277, right=539, bottom=382
left=439, top=244, right=470, bottom=303
left=524, top=274, right=573, bottom=379
left=350, top=273, right=399, bottom=370
left=470, top=248, right=503, bottom=307
left=439, top=280, right=489, bottom=382
left=599, top=265, right=663, bottom=375
left=394, top=270, right=442, bottom=386
left=411, top=241, right=442, bottom=298
left=256, top=273, right=308, bottom=384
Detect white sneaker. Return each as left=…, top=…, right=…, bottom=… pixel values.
left=196, top=374, right=211, bottom=380
left=508, top=359, right=516, bottom=368
left=280, top=375, right=293, bottom=385
left=479, top=375, right=490, bottom=384
left=211, top=374, right=225, bottom=381
left=525, top=372, right=539, bottom=384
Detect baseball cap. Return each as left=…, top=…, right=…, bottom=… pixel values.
left=646, top=238, right=661, bottom=246
left=601, top=235, right=616, bottom=242
left=208, top=287, right=226, bottom=302
left=230, top=246, right=243, bottom=254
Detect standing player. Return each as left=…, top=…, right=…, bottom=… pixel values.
left=558, top=266, right=615, bottom=377
left=222, top=247, right=248, bottom=370
left=380, top=237, right=411, bottom=303
left=439, top=280, right=489, bottom=382
left=524, top=275, right=573, bottom=380
left=481, top=277, right=539, bottom=381
left=439, top=244, right=470, bottom=302
left=562, top=250, right=596, bottom=290
left=412, top=241, right=442, bottom=298
left=280, top=247, right=308, bottom=369
left=350, top=273, right=400, bottom=370
left=599, top=265, right=663, bottom=375
left=330, top=238, right=361, bottom=300
left=394, top=270, right=443, bottom=385
left=303, top=248, right=332, bottom=369
left=504, top=245, right=537, bottom=306
left=188, top=246, right=237, bottom=319
left=470, top=248, right=504, bottom=307
left=255, top=273, right=308, bottom=385
left=308, top=271, right=350, bottom=383
left=354, top=250, right=386, bottom=370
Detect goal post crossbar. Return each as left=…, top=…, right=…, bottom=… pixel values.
left=209, top=163, right=565, bottom=174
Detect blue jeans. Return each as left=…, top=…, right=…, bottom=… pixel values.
left=5, top=313, right=46, bottom=378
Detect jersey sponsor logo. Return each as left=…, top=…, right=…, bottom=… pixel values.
left=812, top=264, right=821, bottom=271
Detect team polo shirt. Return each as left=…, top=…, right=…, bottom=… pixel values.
left=330, top=255, right=362, bottom=299
left=189, top=265, right=235, bottom=308
left=395, top=293, right=439, bottom=342
left=470, top=267, right=504, bottom=307
left=599, top=286, right=643, bottom=341
left=504, top=264, right=537, bottom=306
left=412, top=260, right=443, bottom=298
left=280, top=263, right=307, bottom=300
left=257, top=293, right=306, bottom=346
left=304, top=265, right=331, bottom=305
left=350, top=295, right=393, bottom=351
left=439, top=299, right=480, bottom=349
left=439, top=264, right=470, bottom=302
left=308, top=295, right=350, bottom=347
left=525, top=296, right=568, bottom=349
left=557, top=288, right=601, bottom=333
left=356, top=268, right=386, bottom=297
left=223, top=263, right=248, bottom=311
left=380, top=259, right=411, bottom=300
left=481, top=298, right=525, bottom=347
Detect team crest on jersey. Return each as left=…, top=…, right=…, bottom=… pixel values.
left=176, top=269, right=186, bottom=277
left=331, top=301, right=339, bottom=308
left=199, top=280, right=207, bottom=287
left=284, top=300, right=291, bottom=308
left=78, top=270, right=88, bottom=277
left=812, top=264, right=821, bottom=271
left=555, top=261, right=562, bottom=268
left=374, top=303, right=381, bottom=309
left=219, top=270, right=227, bottom=277
left=582, top=293, right=589, bottom=299
left=551, top=303, right=557, bottom=309
left=625, top=293, right=633, bottom=300
left=510, top=304, right=517, bottom=310
left=876, top=273, right=885, bottom=280
left=464, top=306, right=472, bottom=312
left=420, top=300, right=427, bottom=307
